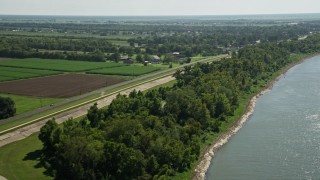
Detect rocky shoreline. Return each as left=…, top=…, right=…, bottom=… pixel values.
left=192, top=54, right=317, bottom=180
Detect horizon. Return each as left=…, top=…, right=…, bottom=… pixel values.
left=1, top=0, right=320, bottom=16
left=1, top=12, right=320, bottom=17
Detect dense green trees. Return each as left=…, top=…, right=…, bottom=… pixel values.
left=38, top=31, right=320, bottom=179
left=0, top=97, right=16, bottom=119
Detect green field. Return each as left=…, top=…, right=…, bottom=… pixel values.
left=0, top=67, right=60, bottom=82
left=0, top=94, right=63, bottom=115
left=87, top=66, right=160, bottom=76
left=108, top=40, right=131, bottom=46
left=0, top=132, right=52, bottom=180
left=0, top=31, right=140, bottom=41
left=0, top=58, right=125, bottom=72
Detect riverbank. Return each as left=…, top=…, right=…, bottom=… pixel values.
left=192, top=53, right=319, bottom=180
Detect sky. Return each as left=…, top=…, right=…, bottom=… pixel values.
left=1, top=0, right=320, bottom=16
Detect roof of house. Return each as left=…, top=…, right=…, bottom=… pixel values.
left=151, top=55, right=160, bottom=60
left=120, top=56, right=129, bottom=60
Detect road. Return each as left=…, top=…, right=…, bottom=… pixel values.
left=0, top=76, right=175, bottom=147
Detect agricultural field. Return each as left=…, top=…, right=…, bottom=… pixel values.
left=0, top=66, right=60, bottom=82
left=0, top=58, right=125, bottom=72
left=0, top=74, right=125, bottom=98
left=0, top=93, right=63, bottom=115
left=87, top=66, right=160, bottom=76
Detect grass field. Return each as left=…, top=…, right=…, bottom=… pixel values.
left=0, top=31, right=139, bottom=40
left=0, top=58, right=125, bottom=72
left=108, top=40, right=131, bottom=46
left=0, top=66, right=60, bottom=82
left=87, top=66, right=160, bottom=76
left=0, top=132, right=52, bottom=180
left=0, top=93, right=63, bottom=115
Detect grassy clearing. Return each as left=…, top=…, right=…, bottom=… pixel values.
left=87, top=66, right=160, bottom=76
left=108, top=40, right=130, bottom=46
left=191, top=55, right=206, bottom=62
left=0, top=132, right=52, bottom=180
left=0, top=93, right=63, bottom=115
left=0, top=58, right=125, bottom=72
left=0, top=67, right=60, bottom=82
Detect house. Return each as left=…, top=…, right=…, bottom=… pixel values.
left=172, top=52, right=185, bottom=62
left=120, top=56, right=129, bottom=61
left=123, top=58, right=134, bottom=64
left=121, top=56, right=134, bottom=64
left=150, top=55, right=161, bottom=64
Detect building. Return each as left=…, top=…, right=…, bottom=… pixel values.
left=150, top=55, right=161, bottom=64
left=121, top=56, right=134, bottom=64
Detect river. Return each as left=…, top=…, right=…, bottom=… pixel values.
left=206, top=56, right=320, bottom=179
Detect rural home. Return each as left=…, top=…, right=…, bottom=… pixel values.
left=150, top=55, right=161, bottom=64
left=121, top=56, right=134, bottom=64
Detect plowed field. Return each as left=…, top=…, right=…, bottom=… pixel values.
left=0, top=74, right=125, bottom=98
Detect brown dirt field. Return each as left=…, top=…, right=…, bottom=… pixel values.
left=0, top=74, right=125, bottom=98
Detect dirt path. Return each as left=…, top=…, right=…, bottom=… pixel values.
left=0, top=176, right=7, bottom=180
left=0, top=76, right=175, bottom=148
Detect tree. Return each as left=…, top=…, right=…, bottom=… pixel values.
left=87, top=103, right=104, bottom=128
left=0, top=97, right=16, bottom=119
left=39, top=118, right=60, bottom=159
left=163, top=54, right=174, bottom=64
left=136, top=54, right=143, bottom=63
left=109, top=52, right=120, bottom=62
left=144, top=54, right=151, bottom=62
left=186, top=57, right=192, bottom=63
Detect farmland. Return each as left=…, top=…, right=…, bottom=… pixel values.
left=0, top=58, right=125, bottom=72
left=0, top=74, right=125, bottom=98
left=87, top=66, right=160, bottom=76
left=0, top=66, right=60, bottom=82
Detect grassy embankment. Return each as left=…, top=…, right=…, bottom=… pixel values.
left=0, top=94, right=63, bottom=115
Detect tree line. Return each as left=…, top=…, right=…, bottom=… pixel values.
left=1, top=20, right=320, bottom=61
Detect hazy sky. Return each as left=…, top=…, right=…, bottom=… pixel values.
left=1, top=0, right=320, bottom=16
